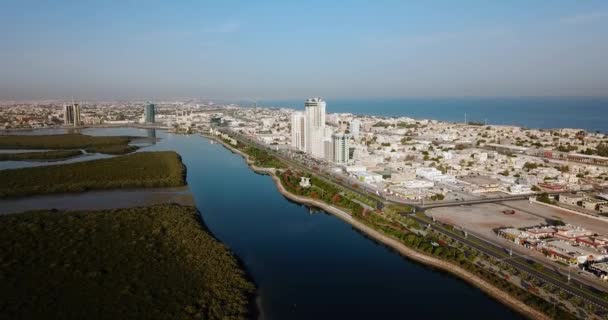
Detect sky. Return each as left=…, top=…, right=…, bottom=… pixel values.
left=1, top=0, right=607, bottom=100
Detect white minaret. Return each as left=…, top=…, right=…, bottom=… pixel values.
left=304, top=98, right=327, bottom=158
left=291, top=112, right=306, bottom=151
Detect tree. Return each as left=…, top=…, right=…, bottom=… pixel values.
left=537, top=192, right=553, bottom=204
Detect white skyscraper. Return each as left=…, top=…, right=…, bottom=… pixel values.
left=350, top=119, right=360, bottom=139
left=332, top=133, right=350, bottom=164
left=304, top=98, right=327, bottom=158
left=291, top=112, right=306, bottom=151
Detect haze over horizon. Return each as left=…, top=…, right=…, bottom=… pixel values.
left=1, top=0, right=607, bottom=101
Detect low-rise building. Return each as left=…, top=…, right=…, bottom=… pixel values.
left=582, top=198, right=608, bottom=211
left=540, top=240, right=599, bottom=265
left=559, top=193, right=584, bottom=206
left=525, top=226, right=556, bottom=239
left=497, top=228, right=529, bottom=244
left=354, top=172, right=383, bottom=184
left=555, top=225, right=594, bottom=241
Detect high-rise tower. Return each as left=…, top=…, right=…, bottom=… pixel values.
left=64, top=103, right=80, bottom=126
left=350, top=119, right=360, bottom=139
left=64, top=104, right=74, bottom=125
left=304, top=98, right=326, bottom=158
left=145, top=103, right=156, bottom=124
left=332, top=133, right=350, bottom=164
left=73, top=103, right=81, bottom=127
left=291, top=112, right=306, bottom=151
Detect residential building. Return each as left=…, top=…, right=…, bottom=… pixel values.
left=332, top=133, right=350, bottom=164
left=305, top=98, right=326, bottom=158
left=559, top=193, right=584, bottom=206
left=291, top=112, right=306, bottom=151
left=350, top=119, right=361, bottom=139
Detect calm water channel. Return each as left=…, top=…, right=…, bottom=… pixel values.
left=1, top=127, right=523, bottom=319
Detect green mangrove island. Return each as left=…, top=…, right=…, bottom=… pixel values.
left=0, top=151, right=186, bottom=198
left=0, top=204, right=255, bottom=320
left=0, top=149, right=83, bottom=161
left=0, top=133, right=139, bottom=155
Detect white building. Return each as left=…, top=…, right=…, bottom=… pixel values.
left=332, top=133, right=350, bottom=164
left=355, top=171, right=383, bottom=184
left=291, top=112, right=306, bottom=151
left=305, top=98, right=327, bottom=158
left=350, top=119, right=361, bottom=139
left=324, top=139, right=334, bottom=162
left=401, top=180, right=434, bottom=189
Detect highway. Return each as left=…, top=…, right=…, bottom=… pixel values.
left=409, top=214, right=608, bottom=311
left=419, top=195, right=531, bottom=209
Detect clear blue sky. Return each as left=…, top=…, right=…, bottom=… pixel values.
left=1, top=0, right=607, bottom=100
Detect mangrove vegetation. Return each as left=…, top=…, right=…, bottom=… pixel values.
left=0, top=151, right=187, bottom=198
left=0, top=204, right=255, bottom=320
left=0, top=149, right=82, bottom=161
left=0, top=134, right=138, bottom=155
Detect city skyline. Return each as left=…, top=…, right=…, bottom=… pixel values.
left=2, top=2, right=608, bottom=319
left=1, top=1, right=608, bottom=100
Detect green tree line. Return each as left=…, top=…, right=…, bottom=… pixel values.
left=0, top=134, right=138, bottom=155
left=0, top=149, right=82, bottom=161
left=0, top=151, right=187, bottom=198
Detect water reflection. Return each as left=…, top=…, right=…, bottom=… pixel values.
left=146, top=128, right=157, bottom=144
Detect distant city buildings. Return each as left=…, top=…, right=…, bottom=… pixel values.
left=145, top=103, right=156, bottom=124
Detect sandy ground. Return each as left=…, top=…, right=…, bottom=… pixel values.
left=428, top=200, right=608, bottom=239
left=427, top=200, right=608, bottom=292
left=501, top=200, right=608, bottom=236
left=428, top=203, right=547, bottom=240
left=211, top=135, right=550, bottom=320
left=0, top=186, right=194, bottom=214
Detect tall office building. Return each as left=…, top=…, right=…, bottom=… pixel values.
left=145, top=103, right=156, bottom=123
left=304, top=98, right=327, bottom=158
left=64, top=104, right=74, bottom=125
left=350, top=119, right=360, bottom=139
left=63, top=103, right=80, bottom=127
left=332, top=133, right=350, bottom=164
left=73, top=103, right=81, bottom=127
left=291, top=112, right=306, bottom=151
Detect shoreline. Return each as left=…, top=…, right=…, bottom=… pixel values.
left=206, top=133, right=550, bottom=320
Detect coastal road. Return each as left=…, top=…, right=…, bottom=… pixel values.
left=409, top=214, right=608, bottom=311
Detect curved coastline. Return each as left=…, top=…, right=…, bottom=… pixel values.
left=206, top=134, right=550, bottom=320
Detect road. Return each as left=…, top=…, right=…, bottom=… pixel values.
left=409, top=214, right=608, bottom=311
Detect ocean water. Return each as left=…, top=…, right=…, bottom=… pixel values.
left=257, top=97, right=608, bottom=133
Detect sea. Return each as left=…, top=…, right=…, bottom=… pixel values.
left=255, top=97, right=608, bottom=133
